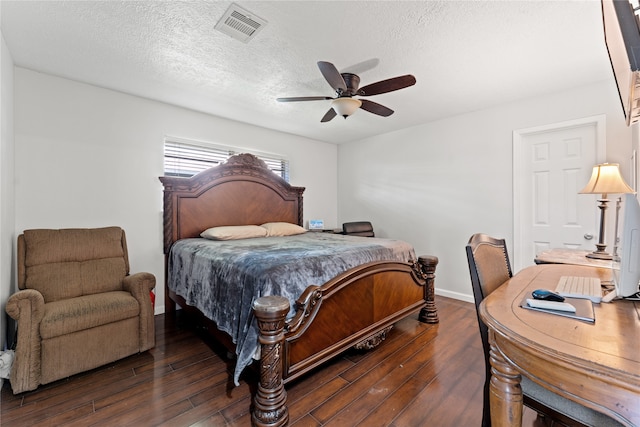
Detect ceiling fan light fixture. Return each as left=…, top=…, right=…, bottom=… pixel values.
left=276, top=61, right=414, bottom=121
left=331, top=98, right=362, bottom=118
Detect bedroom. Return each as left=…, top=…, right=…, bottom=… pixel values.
left=0, top=0, right=637, bottom=424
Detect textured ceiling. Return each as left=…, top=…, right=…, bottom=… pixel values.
left=1, top=1, right=613, bottom=144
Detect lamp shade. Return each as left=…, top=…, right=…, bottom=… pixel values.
left=331, top=98, right=362, bottom=118
left=579, top=163, right=634, bottom=196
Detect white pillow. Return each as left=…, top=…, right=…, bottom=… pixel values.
left=260, top=222, right=307, bottom=237
left=200, top=225, right=267, bottom=240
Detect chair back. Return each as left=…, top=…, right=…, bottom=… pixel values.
left=465, top=233, right=513, bottom=427
left=342, top=221, right=375, bottom=237
left=466, top=233, right=512, bottom=347
left=466, top=234, right=512, bottom=303
left=17, top=227, right=130, bottom=302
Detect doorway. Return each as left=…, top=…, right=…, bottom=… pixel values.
left=513, top=115, right=606, bottom=271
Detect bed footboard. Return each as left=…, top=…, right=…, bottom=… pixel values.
left=252, top=296, right=290, bottom=427
left=251, top=255, right=438, bottom=427
left=417, top=255, right=439, bottom=324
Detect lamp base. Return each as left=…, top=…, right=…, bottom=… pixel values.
left=586, top=251, right=613, bottom=260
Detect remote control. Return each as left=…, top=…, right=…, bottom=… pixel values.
left=526, top=299, right=576, bottom=312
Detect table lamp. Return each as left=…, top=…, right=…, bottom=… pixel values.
left=579, top=163, right=634, bottom=260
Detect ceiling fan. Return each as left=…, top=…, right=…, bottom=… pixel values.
left=277, top=61, right=416, bottom=122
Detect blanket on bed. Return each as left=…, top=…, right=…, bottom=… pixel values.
left=167, top=232, right=416, bottom=385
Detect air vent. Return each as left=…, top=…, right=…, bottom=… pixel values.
left=215, top=3, right=267, bottom=43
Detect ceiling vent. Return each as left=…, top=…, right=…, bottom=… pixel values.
left=215, top=3, right=267, bottom=43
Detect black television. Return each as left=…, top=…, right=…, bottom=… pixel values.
left=602, top=0, right=640, bottom=126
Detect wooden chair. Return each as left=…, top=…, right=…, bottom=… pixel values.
left=342, top=221, right=375, bottom=237
left=465, top=233, right=622, bottom=427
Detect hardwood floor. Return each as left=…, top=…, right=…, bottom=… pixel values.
left=1, top=296, right=540, bottom=426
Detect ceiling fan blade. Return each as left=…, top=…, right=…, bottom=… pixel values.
left=318, top=61, right=347, bottom=93
left=358, top=75, right=416, bottom=96
left=277, top=96, right=333, bottom=102
left=320, top=108, right=337, bottom=122
left=359, top=99, right=394, bottom=117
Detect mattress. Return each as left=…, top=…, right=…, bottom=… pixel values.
left=167, top=231, right=416, bottom=384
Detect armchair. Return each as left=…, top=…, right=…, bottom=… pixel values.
left=6, top=227, right=155, bottom=394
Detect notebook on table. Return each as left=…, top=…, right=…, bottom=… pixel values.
left=520, top=296, right=595, bottom=323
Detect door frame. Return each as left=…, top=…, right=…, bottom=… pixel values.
left=513, top=115, right=606, bottom=270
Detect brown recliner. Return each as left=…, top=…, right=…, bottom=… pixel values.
left=6, top=227, right=155, bottom=394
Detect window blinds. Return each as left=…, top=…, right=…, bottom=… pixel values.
left=164, top=139, right=289, bottom=182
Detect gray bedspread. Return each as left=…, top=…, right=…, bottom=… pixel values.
left=167, top=232, right=416, bottom=384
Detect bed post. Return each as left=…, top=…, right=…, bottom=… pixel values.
left=417, top=255, right=439, bottom=324
left=252, top=296, right=290, bottom=427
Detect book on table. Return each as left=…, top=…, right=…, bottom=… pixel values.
left=520, top=296, right=595, bottom=323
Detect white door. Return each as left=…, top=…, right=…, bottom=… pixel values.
left=513, top=116, right=606, bottom=271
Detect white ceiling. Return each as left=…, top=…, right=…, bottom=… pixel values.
left=1, top=0, right=614, bottom=144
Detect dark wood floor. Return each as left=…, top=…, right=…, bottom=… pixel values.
left=1, top=296, right=540, bottom=426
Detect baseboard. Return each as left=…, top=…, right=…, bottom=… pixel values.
left=154, top=304, right=165, bottom=316
left=435, top=288, right=474, bottom=304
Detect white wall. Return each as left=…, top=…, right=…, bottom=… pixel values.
left=8, top=67, right=634, bottom=314
left=0, top=32, right=15, bottom=350
left=338, top=79, right=632, bottom=302
left=12, top=68, right=338, bottom=314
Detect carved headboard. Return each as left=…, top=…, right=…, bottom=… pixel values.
left=159, top=153, right=305, bottom=253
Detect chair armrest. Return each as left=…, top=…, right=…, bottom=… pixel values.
left=122, top=272, right=156, bottom=295
left=5, top=289, right=45, bottom=393
left=122, top=272, right=156, bottom=351
left=6, top=289, right=45, bottom=321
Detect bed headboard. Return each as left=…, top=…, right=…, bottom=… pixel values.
left=159, top=153, right=305, bottom=253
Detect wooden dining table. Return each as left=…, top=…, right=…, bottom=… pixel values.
left=479, top=263, right=640, bottom=426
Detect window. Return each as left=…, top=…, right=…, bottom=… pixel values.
left=164, top=138, right=289, bottom=181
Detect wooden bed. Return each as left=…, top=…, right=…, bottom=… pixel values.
left=160, top=153, right=439, bottom=427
